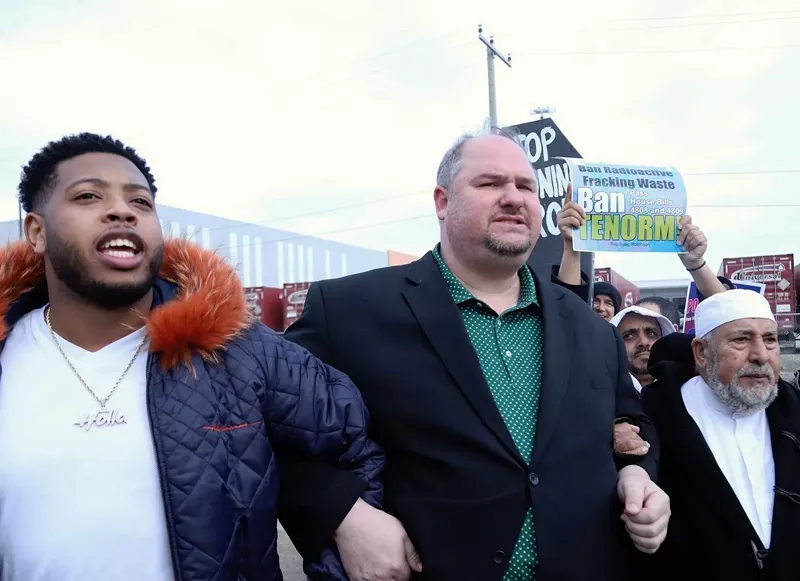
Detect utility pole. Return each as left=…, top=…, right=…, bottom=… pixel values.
left=478, top=25, right=511, bottom=128
left=17, top=201, right=22, bottom=240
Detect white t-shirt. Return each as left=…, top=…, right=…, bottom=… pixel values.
left=682, top=375, right=775, bottom=548
left=0, top=307, right=173, bottom=581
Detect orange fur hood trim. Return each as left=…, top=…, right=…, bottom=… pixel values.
left=0, top=239, right=252, bottom=370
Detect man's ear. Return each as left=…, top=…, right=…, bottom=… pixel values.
left=692, top=337, right=710, bottom=369
left=434, top=186, right=450, bottom=221
left=24, top=213, right=46, bottom=255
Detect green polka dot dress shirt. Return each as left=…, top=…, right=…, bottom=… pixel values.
left=433, top=246, right=543, bottom=580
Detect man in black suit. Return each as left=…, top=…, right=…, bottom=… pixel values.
left=282, top=130, right=670, bottom=581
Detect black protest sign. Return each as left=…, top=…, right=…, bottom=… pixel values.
left=505, top=118, right=594, bottom=291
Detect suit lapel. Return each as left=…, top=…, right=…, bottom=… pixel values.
left=402, top=253, right=525, bottom=465
left=531, top=278, right=573, bottom=467
left=660, top=381, right=762, bottom=544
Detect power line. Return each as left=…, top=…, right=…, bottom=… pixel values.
left=5, top=166, right=792, bottom=242
left=262, top=38, right=474, bottom=106
left=196, top=167, right=800, bottom=240
left=685, top=169, right=800, bottom=176
left=342, top=27, right=465, bottom=68
left=4, top=192, right=795, bottom=254
left=262, top=27, right=466, bottom=98
left=691, top=204, right=800, bottom=207
left=228, top=213, right=433, bottom=253
left=277, top=58, right=482, bottom=116
left=506, top=11, right=800, bottom=43
left=267, top=20, right=798, bottom=102
left=228, top=198, right=800, bottom=254
left=607, top=14, right=800, bottom=32
left=200, top=190, right=426, bottom=236
left=518, top=44, right=800, bottom=56
left=263, top=192, right=418, bottom=225
left=613, top=8, right=800, bottom=23
left=249, top=169, right=800, bottom=227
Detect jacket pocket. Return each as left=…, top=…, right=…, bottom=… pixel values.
left=392, top=490, right=528, bottom=581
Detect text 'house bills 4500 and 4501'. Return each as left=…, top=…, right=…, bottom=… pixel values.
left=564, top=160, right=688, bottom=254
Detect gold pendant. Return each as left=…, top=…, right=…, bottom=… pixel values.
left=74, top=409, right=127, bottom=431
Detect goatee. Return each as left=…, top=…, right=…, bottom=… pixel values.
left=484, top=237, right=533, bottom=257
left=629, top=348, right=650, bottom=376
left=46, top=228, right=163, bottom=310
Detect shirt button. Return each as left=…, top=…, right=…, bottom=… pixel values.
left=505, top=350, right=512, bottom=357
left=529, top=473, right=539, bottom=486
left=493, top=550, right=506, bottom=564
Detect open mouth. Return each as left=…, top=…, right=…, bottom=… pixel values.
left=99, top=238, right=140, bottom=258
left=493, top=217, right=526, bottom=227
left=94, top=230, right=144, bottom=268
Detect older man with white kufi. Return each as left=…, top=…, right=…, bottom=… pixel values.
left=692, top=289, right=780, bottom=414
left=637, top=289, right=800, bottom=581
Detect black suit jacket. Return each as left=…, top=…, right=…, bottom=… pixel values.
left=641, top=366, right=800, bottom=581
left=281, top=252, right=659, bottom=581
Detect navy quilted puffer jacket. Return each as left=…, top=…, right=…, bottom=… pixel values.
left=0, top=240, right=384, bottom=581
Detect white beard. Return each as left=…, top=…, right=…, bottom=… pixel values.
left=705, top=357, right=778, bottom=415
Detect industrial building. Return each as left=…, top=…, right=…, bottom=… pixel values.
left=0, top=204, right=399, bottom=286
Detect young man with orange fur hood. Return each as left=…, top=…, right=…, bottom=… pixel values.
left=0, top=133, right=420, bottom=581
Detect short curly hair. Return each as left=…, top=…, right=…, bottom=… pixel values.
left=18, top=132, right=157, bottom=213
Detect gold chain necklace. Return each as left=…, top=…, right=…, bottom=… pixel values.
left=45, top=306, right=148, bottom=432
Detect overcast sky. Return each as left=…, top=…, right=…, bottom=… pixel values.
left=1, top=0, right=798, bottom=281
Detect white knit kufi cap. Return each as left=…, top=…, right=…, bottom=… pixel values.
left=694, top=289, right=775, bottom=338
left=610, top=305, right=675, bottom=338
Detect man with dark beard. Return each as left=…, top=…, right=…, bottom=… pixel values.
left=283, top=129, right=670, bottom=581
left=610, top=305, right=676, bottom=393
left=641, top=289, right=800, bottom=580
left=0, top=133, right=418, bottom=581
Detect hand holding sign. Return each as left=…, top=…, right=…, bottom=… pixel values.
left=677, top=215, right=707, bottom=269
left=557, top=183, right=586, bottom=244
left=566, top=159, right=687, bottom=253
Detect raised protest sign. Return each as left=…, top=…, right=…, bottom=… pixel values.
left=505, top=119, right=593, bottom=289
left=565, top=160, right=687, bottom=253
left=682, top=280, right=766, bottom=334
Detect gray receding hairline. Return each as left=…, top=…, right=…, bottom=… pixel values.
left=435, top=124, right=527, bottom=190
